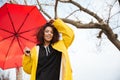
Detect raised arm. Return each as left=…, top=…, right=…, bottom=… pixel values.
left=53, top=18, right=74, bottom=48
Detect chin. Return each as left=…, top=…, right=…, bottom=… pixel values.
left=45, top=39, right=52, bottom=42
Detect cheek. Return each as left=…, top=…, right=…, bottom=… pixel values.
left=51, top=34, right=53, bottom=38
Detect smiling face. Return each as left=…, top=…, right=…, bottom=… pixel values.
left=36, top=23, right=59, bottom=45
left=43, top=26, right=53, bottom=44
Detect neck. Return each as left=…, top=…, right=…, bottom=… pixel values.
left=44, top=41, right=50, bottom=47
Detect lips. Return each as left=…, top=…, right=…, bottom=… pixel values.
left=46, top=35, right=52, bottom=38
left=45, top=35, right=52, bottom=40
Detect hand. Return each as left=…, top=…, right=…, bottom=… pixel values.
left=49, top=19, right=54, bottom=24
left=24, top=47, right=31, bottom=56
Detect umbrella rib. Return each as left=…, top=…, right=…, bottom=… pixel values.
left=6, top=36, right=15, bottom=57
left=0, top=27, right=14, bottom=34
left=20, top=27, right=39, bottom=34
left=17, top=7, right=36, bottom=33
left=19, top=35, right=36, bottom=43
left=17, top=12, right=29, bottom=33
left=7, top=7, right=17, bottom=33
left=3, top=36, right=15, bottom=68
left=16, top=37, right=24, bottom=54
left=0, top=35, right=14, bottom=42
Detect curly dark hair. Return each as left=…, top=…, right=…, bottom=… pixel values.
left=36, top=22, right=59, bottom=44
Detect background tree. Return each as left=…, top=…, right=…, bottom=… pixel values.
left=7, top=0, right=120, bottom=50
left=118, top=0, right=120, bottom=5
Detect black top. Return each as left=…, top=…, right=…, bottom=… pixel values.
left=36, top=44, right=62, bottom=80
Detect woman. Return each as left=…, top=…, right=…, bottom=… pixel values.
left=22, top=18, right=74, bottom=80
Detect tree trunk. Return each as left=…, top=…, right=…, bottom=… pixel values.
left=16, top=67, right=22, bottom=80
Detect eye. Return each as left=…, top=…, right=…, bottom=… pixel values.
left=45, top=30, right=49, bottom=33
left=44, top=27, right=53, bottom=34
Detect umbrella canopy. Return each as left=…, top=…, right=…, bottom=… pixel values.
left=0, top=3, right=47, bottom=69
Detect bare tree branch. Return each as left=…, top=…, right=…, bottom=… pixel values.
left=39, top=3, right=54, bottom=6
left=71, top=1, right=104, bottom=23
left=106, top=0, right=117, bottom=24
left=65, top=9, right=79, bottom=18
left=59, top=0, right=71, bottom=2
left=54, top=0, right=59, bottom=19
left=24, top=0, right=27, bottom=5
left=59, top=0, right=103, bottom=23
left=9, top=0, right=18, bottom=4
left=110, top=11, right=120, bottom=19
left=36, top=0, right=52, bottom=19
left=62, top=18, right=101, bottom=29
left=118, top=0, right=120, bottom=5
left=61, top=18, right=120, bottom=50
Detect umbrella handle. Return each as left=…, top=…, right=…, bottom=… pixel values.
left=24, top=47, right=31, bottom=56
left=26, top=50, right=30, bottom=53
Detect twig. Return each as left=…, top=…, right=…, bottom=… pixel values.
left=36, top=0, right=52, bottom=19
left=65, top=9, right=79, bottom=18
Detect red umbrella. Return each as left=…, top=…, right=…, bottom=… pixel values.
left=0, top=3, right=47, bottom=69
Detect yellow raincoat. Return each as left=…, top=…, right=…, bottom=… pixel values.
left=22, top=18, right=74, bottom=80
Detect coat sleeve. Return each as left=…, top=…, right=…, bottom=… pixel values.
left=53, top=18, right=74, bottom=48
left=22, top=55, right=32, bottom=74
left=22, top=47, right=36, bottom=74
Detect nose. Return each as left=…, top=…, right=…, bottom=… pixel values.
left=48, top=31, right=51, bottom=34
